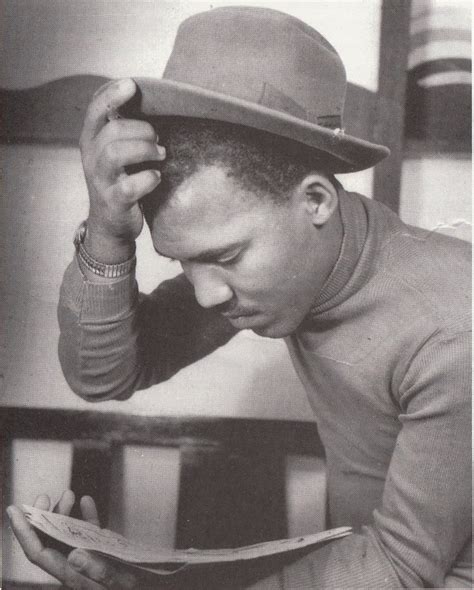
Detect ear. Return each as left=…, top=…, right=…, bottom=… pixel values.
left=296, top=173, right=339, bottom=227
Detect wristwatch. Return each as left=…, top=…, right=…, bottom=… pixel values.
left=73, top=220, right=136, bottom=278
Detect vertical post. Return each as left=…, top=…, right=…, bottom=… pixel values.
left=176, top=445, right=287, bottom=550
left=70, top=440, right=113, bottom=526
left=372, top=0, right=412, bottom=212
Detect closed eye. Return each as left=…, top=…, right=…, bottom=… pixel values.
left=215, top=251, right=241, bottom=266
left=166, top=254, right=235, bottom=265
left=154, top=243, right=245, bottom=266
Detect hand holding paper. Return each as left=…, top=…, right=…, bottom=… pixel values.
left=7, top=492, right=160, bottom=589
left=22, top=504, right=351, bottom=573
left=8, top=491, right=352, bottom=588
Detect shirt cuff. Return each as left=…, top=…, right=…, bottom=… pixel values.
left=62, top=256, right=138, bottom=321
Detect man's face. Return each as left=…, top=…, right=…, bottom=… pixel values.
left=150, top=165, right=332, bottom=337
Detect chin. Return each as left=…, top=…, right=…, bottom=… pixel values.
left=252, top=319, right=297, bottom=339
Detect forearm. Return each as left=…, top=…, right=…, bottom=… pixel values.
left=58, top=257, right=149, bottom=401
left=245, top=331, right=472, bottom=590
left=243, top=528, right=402, bottom=590
left=242, top=519, right=470, bottom=590
left=58, top=256, right=237, bottom=401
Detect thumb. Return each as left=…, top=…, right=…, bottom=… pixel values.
left=68, top=549, right=138, bottom=589
left=82, top=78, right=137, bottom=143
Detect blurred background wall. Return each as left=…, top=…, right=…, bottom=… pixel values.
left=400, top=0, right=471, bottom=241
left=1, top=0, right=383, bottom=418
left=1, top=0, right=470, bottom=585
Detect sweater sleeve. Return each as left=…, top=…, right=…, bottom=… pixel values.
left=57, top=256, right=237, bottom=401
left=241, top=330, right=472, bottom=589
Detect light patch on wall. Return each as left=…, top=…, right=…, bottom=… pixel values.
left=114, top=445, right=180, bottom=548
left=0, top=145, right=313, bottom=421
left=1, top=0, right=381, bottom=92
left=336, top=168, right=374, bottom=199
left=286, top=455, right=327, bottom=536
left=400, top=156, right=472, bottom=242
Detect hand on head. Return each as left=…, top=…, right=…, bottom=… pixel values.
left=80, top=78, right=165, bottom=264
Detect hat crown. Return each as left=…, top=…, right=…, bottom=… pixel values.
left=163, top=6, right=347, bottom=128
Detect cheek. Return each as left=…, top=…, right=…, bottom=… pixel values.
left=232, top=249, right=294, bottom=298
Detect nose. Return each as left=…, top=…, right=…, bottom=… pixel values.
left=184, top=264, right=233, bottom=309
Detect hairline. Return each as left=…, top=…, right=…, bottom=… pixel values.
left=141, top=117, right=337, bottom=223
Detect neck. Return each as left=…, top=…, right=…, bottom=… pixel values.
left=319, top=200, right=344, bottom=285
left=309, top=188, right=370, bottom=315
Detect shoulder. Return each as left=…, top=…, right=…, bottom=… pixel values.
left=363, top=197, right=471, bottom=334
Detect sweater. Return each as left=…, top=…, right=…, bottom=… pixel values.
left=58, top=189, right=471, bottom=588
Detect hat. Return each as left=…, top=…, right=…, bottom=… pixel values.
left=130, top=6, right=390, bottom=173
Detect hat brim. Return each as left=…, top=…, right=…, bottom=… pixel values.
left=129, top=77, right=390, bottom=173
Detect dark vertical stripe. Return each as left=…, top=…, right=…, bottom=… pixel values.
left=2, top=434, right=12, bottom=521
left=69, top=440, right=113, bottom=526
left=176, top=444, right=287, bottom=550
left=373, top=0, right=412, bottom=213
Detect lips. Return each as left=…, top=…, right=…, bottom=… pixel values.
left=221, top=312, right=266, bottom=332
left=220, top=307, right=259, bottom=320
left=218, top=302, right=261, bottom=327
left=218, top=302, right=255, bottom=319
left=222, top=311, right=254, bottom=319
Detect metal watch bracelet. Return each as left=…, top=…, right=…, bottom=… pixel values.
left=74, top=220, right=136, bottom=278
left=77, top=242, right=136, bottom=278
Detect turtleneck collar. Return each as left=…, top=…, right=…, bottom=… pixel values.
left=308, top=186, right=370, bottom=316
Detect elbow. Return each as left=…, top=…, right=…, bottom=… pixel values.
left=58, top=335, right=136, bottom=402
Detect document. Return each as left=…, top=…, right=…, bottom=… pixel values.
left=23, top=505, right=351, bottom=575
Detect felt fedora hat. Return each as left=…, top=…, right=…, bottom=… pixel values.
left=130, top=6, right=390, bottom=173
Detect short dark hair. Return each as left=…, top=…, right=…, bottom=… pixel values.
left=141, top=117, right=331, bottom=221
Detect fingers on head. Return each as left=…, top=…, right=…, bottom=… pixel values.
left=101, top=140, right=163, bottom=173
left=100, top=119, right=158, bottom=144
left=115, top=169, right=161, bottom=203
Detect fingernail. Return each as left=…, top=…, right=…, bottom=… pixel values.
left=157, top=145, right=166, bottom=157
left=69, top=550, right=86, bottom=569
left=107, top=109, right=121, bottom=121
left=6, top=506, right=13, bottom=519
left=119, top=78, right=134, bottom=91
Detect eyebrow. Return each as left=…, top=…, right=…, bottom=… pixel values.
left=153, top=242, right=243, bottom=263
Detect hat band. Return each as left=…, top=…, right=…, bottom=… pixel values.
left=164, top=68, right=343, bottom=131
left=260, top=82, right=341, bottom=129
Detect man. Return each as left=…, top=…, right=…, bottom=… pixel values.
left=8, top=6, right=471, bottom=589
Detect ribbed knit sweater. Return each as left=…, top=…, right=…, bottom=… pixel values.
left=58, top=190, right=471, bottom=589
